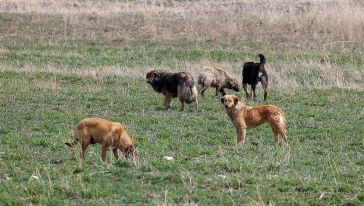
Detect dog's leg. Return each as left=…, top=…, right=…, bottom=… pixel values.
left=200, top=86, right=207, bottom=97
left=219, top=88, right=226, bottom=96
left=262, top=80, right=268, bottom=101
left=277, top=115, right=288, bottom=145
left=274, top=123, right=288, bottom=144
left=270, top=120, right=288, bottom=145
left=80, top=141, right=90, bottom=160
left=243, top=83, right=250, bottom=98
left=215, top=87, right=219, bottom=96
left=198, top=84, right=205, bottom=97
left=113, top=148, right=119, bottom=160
left=280, top=131, right=288, bottom=145
left=251, top=84, right=257, bottom=99
left=194, top=99, right=198, bottom=112
left=179, top=98, right=185, bottom=111
left=163, top=94, right=172, bottom=109
left=101, top=143, right=109, bottom=162
left=236, top=125, right=247, bottom=144
left=272, top=129, right=279, bottom=145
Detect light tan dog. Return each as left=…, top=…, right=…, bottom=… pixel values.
left=198, top=66, right=239, bottom=97
left=221, top=95, right=287, bottom=144
left=65, top=118, right=136, bottom=161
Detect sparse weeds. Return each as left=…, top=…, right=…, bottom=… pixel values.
left=0, top=1, right=363, bottom=204
left=0, top=70, right=363, bottom=204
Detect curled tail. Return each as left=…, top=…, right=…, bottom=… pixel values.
left=258, top=54, right=266, bottom=65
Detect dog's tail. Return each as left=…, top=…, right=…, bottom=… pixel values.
left=183, top=83, right=198, bottom=104
left=280, top=111, right=288, bottom=144
left=181, top=80, right=198, bottom=104
left=279, top=113, right=286, bottom=128
left=258, top=54, right=266, bottom=65
left=278, top=111, right=287, bottom=135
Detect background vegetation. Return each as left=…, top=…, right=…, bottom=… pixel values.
left=0, top=0, right=363, bottom=205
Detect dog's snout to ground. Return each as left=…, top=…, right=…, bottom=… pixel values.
left=65, top=117, right=136, bottom=162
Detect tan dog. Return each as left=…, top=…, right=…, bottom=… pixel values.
left=221, top=95, right=287, bottom=144
left=65, top=118, right=136, bottom=161
left=198, top=66, right=239, bottom=97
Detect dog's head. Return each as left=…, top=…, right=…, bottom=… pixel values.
left=146, top=70, right=162, bottom=84
left=122, top=145, right=137, bottom=159
left=221, top=95, right=239, bottom=109
left=228, top=79, right=240, bottom=92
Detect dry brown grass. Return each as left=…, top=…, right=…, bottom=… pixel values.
left=2, top=59, right=363, bottom=90
left=1, top=0, right=363, bottom=46
left=1, top=0, right=363, bottom=90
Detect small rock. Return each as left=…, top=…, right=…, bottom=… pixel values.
left=30, top=175, right=39, bottom=180
left=163, top=156, right=174, bottom=161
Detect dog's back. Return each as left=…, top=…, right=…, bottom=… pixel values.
left=157, top=72, right=194, bottom=95
left=242, top=54, right=269, bottom=100
left=66, top=118, right=112, bottom=148
left=198, top=67, right=219, bottom=87
left=242, top=62, right=261, bottom=85
left=242, top=54, right=267, bottom=85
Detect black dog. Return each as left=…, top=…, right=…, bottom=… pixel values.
left=146, top=70, right=198, bottom=111
left=242, top=54, right=268, bottom=100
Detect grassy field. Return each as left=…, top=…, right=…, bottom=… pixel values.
left=0, top=38, right=363, bottom=205
left=1, top=0, right=364, bottom=205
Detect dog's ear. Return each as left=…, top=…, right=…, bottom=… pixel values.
left=152, top=71, right=161, bottom=80
left=124, top=145, right=136, bottom=159
left=234, top=96, right=239, bottom=105
left=220, top=97, right=224, bottom=104
left=65, top=142, right=73, bottom=149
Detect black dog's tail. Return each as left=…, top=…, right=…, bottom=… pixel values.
left=258, top=54, right=266, bottom=65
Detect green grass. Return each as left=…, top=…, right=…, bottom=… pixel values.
left=1, top=5, right=364, bottom=204
left=0, top=69, right=363, bottom=205
left=1, top=37, right=363, bottom=69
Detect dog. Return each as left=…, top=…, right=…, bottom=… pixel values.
left=65, top=118, right=136, bottom=162
left=146, top=70, right=198, bottom=111
left=198, top=66, right=240, bottom=97
left=221, top=95, right=287, bottom=145
left=242, top=54, right=268, bottom=100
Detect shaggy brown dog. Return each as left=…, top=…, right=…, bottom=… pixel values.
left=198, top=66, right=239, bottom=97
left=242, top=54, right=268, bottom=100
left=146, top=70, right=198, bottom=111
left=65, top=118, right=136, bottom=161
left=221, top=95, right=287, bottom=144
